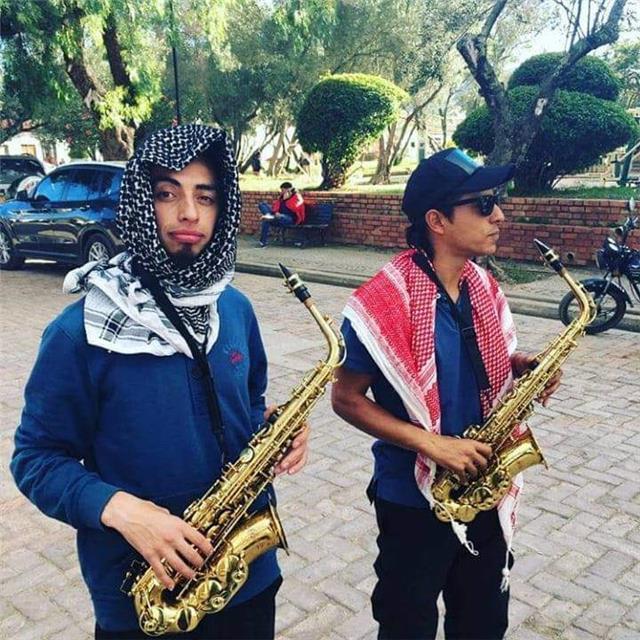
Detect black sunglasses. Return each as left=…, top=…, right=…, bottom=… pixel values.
left=444, top=191, right=504, bottom=216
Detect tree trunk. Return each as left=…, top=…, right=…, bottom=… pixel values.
left=98, top=125, right=135, bottom=160
left=267, top=130, right=286, bottom=176
left=477, top=255, right=511, bottom=282
left=370, top=134, right=392, bottom=184
left=319, top=157, right=345, bottom=190
left=371, top=85, right=443, bottom=184
left=272, top=131, right=292, bottom=176
left=238, top=127, right=278, bottom=173
left=459, top=0, right=629, bottom=178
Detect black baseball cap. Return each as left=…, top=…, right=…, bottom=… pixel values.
left=402, top=148, right=515, bottom=221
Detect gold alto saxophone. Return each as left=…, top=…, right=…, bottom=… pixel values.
left=431, top=240, right=596, bottom=524
left=122, top=265, right=346, bottom=636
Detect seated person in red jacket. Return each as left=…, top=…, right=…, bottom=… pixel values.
left=258, top=182, right=305, bottom=247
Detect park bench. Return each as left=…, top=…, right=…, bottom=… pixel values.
left=274, top=201, right=334, bottom=247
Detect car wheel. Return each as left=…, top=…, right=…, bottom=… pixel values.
left=0, top=227, right=25, bottom=270
left=84, top=235, right=115, bottom=264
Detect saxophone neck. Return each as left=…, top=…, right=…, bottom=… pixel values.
left=280, top=264, right=346, bottom=368
left=534, top=239, right=596, bottom=327
left=306, top=302, right=346, bottom=368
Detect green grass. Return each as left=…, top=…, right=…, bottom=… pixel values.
left=238, top=157, right=411, bottom=194
left=511, top=185, right=638, bottom=200
left=241, top=173, right=637, bottom=200
left=499, top=260, right=551, bottom=284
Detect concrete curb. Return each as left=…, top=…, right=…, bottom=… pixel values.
left=236, top=261, right=640, bottom=333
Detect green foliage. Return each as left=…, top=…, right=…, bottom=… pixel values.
left=605, top=41, right=640, bottom=109
left=1, top=0, right=167, bottom=157
left=508, top=53, right=621, bottom=101
left=511, top=186, right=639, bottom=200
left=454, top=85, right=638, bottom=188
left=297, top=73, right=408, bottom=188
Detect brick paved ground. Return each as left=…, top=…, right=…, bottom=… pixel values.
left=1, top=264, right=638, bottom=639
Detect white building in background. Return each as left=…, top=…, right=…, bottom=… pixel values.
left=0, top=131, right=70, bottom=168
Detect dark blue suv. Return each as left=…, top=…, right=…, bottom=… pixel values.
left=0, top=161, right=125, bottom=270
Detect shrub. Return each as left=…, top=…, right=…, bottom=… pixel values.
left=507, top=52, right=621, bottom=101
left=454, top=54, right=637, bottom=191
left=297, top=73, right=408, bottom=189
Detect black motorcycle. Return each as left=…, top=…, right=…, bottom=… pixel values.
left=559, top=199, right=639, bottom=334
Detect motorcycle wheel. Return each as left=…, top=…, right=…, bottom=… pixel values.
left=559, top=281, right=627, bottom=334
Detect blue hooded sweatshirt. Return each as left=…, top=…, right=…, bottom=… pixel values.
left=10, top=286, right=280, bottom=631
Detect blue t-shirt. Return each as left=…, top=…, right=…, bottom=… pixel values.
left=342, top=293, right=482, bottom=508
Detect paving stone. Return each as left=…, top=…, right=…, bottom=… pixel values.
left=607, top=628, right=640, bottom=640
left=275, top=600, right=307, bottom=634
left=573, top=573, right=638, bottom=607
left=11, top=589, right=65, bottom=622
left=47, top=626, right=91, bottom=640
left=587, top=549, right=635, bottom=580
left=317, top=577, right=369, bottom=613
left=529, top=572, right=598, bottom=606
left=278, top=577, right=326, bottom=613
left=510, top=624, right=552, bottom=640
left=11, top=612, right=70, bottom=640
left=333, top=606, right=378, bottom=640
left=2, top=267, right=639, bottom=639
left=0, top=612, right=27, bottom=637
left=583, top=597, right=627, bottom=628
left=285, top=603, right=349, bottom=640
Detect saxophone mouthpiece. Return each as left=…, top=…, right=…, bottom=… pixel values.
left=534, top=239, right=564, bottom=274
left=279, top=263, right=311, bottom=303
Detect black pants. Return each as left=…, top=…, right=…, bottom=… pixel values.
left=95, top=577, right=282, bottom=640
left=371, top=499, right=511, bottom=640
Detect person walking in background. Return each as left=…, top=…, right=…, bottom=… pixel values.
left=257, top=181, right=305, bottom=247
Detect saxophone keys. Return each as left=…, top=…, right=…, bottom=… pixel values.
left=238, top=447, right=255, bottom=463
left=139, top=605, right=167, bottom=636
left=174, top=606, right=201, bottom=633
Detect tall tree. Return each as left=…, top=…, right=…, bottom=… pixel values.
left=1, top=0, right=166, bottom=159
left=456, top=0, right=631, bottom=179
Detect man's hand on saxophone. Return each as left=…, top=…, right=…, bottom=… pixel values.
left=263, top=404, right=311, bottom=476
left=424, top=435, right=492, bottom=484
left=101, top=491, right=214, bottom=590
left=511, top=350, right=563, bottom=407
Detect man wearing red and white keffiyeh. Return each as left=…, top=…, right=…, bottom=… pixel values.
left=332, top=148, right=561, bottom=640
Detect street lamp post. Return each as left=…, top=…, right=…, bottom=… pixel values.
left=168, top=0, right=181, bottom=125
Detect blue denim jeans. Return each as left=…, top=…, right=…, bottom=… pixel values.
left=259, top=203, right=295, bottom=245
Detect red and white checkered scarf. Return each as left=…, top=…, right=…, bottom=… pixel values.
left=343, top=250, right=523, bottom=558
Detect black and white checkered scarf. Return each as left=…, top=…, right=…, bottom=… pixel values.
left=63, top=125, right=241, bottom=356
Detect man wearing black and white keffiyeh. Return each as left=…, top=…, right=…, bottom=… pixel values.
left=11, top=125, right=309, bottom=639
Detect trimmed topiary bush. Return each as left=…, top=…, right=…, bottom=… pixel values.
left=454, top=54, right=637, bottom=192
left=297, top=73, right=408, bottom=189
left=508, top=52, right=621, bottom=101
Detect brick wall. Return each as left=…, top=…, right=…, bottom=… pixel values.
left=240, top=191, right=636, bottom=266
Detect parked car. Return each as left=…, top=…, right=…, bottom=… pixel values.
left=0, top=161, right=125, bottom=270
left=0, top=155, right=46, bottom=199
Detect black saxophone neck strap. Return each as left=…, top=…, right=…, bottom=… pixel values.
left=412, top=253, right=491, bottom=392
left=131, top=259, right=227, bottom=463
